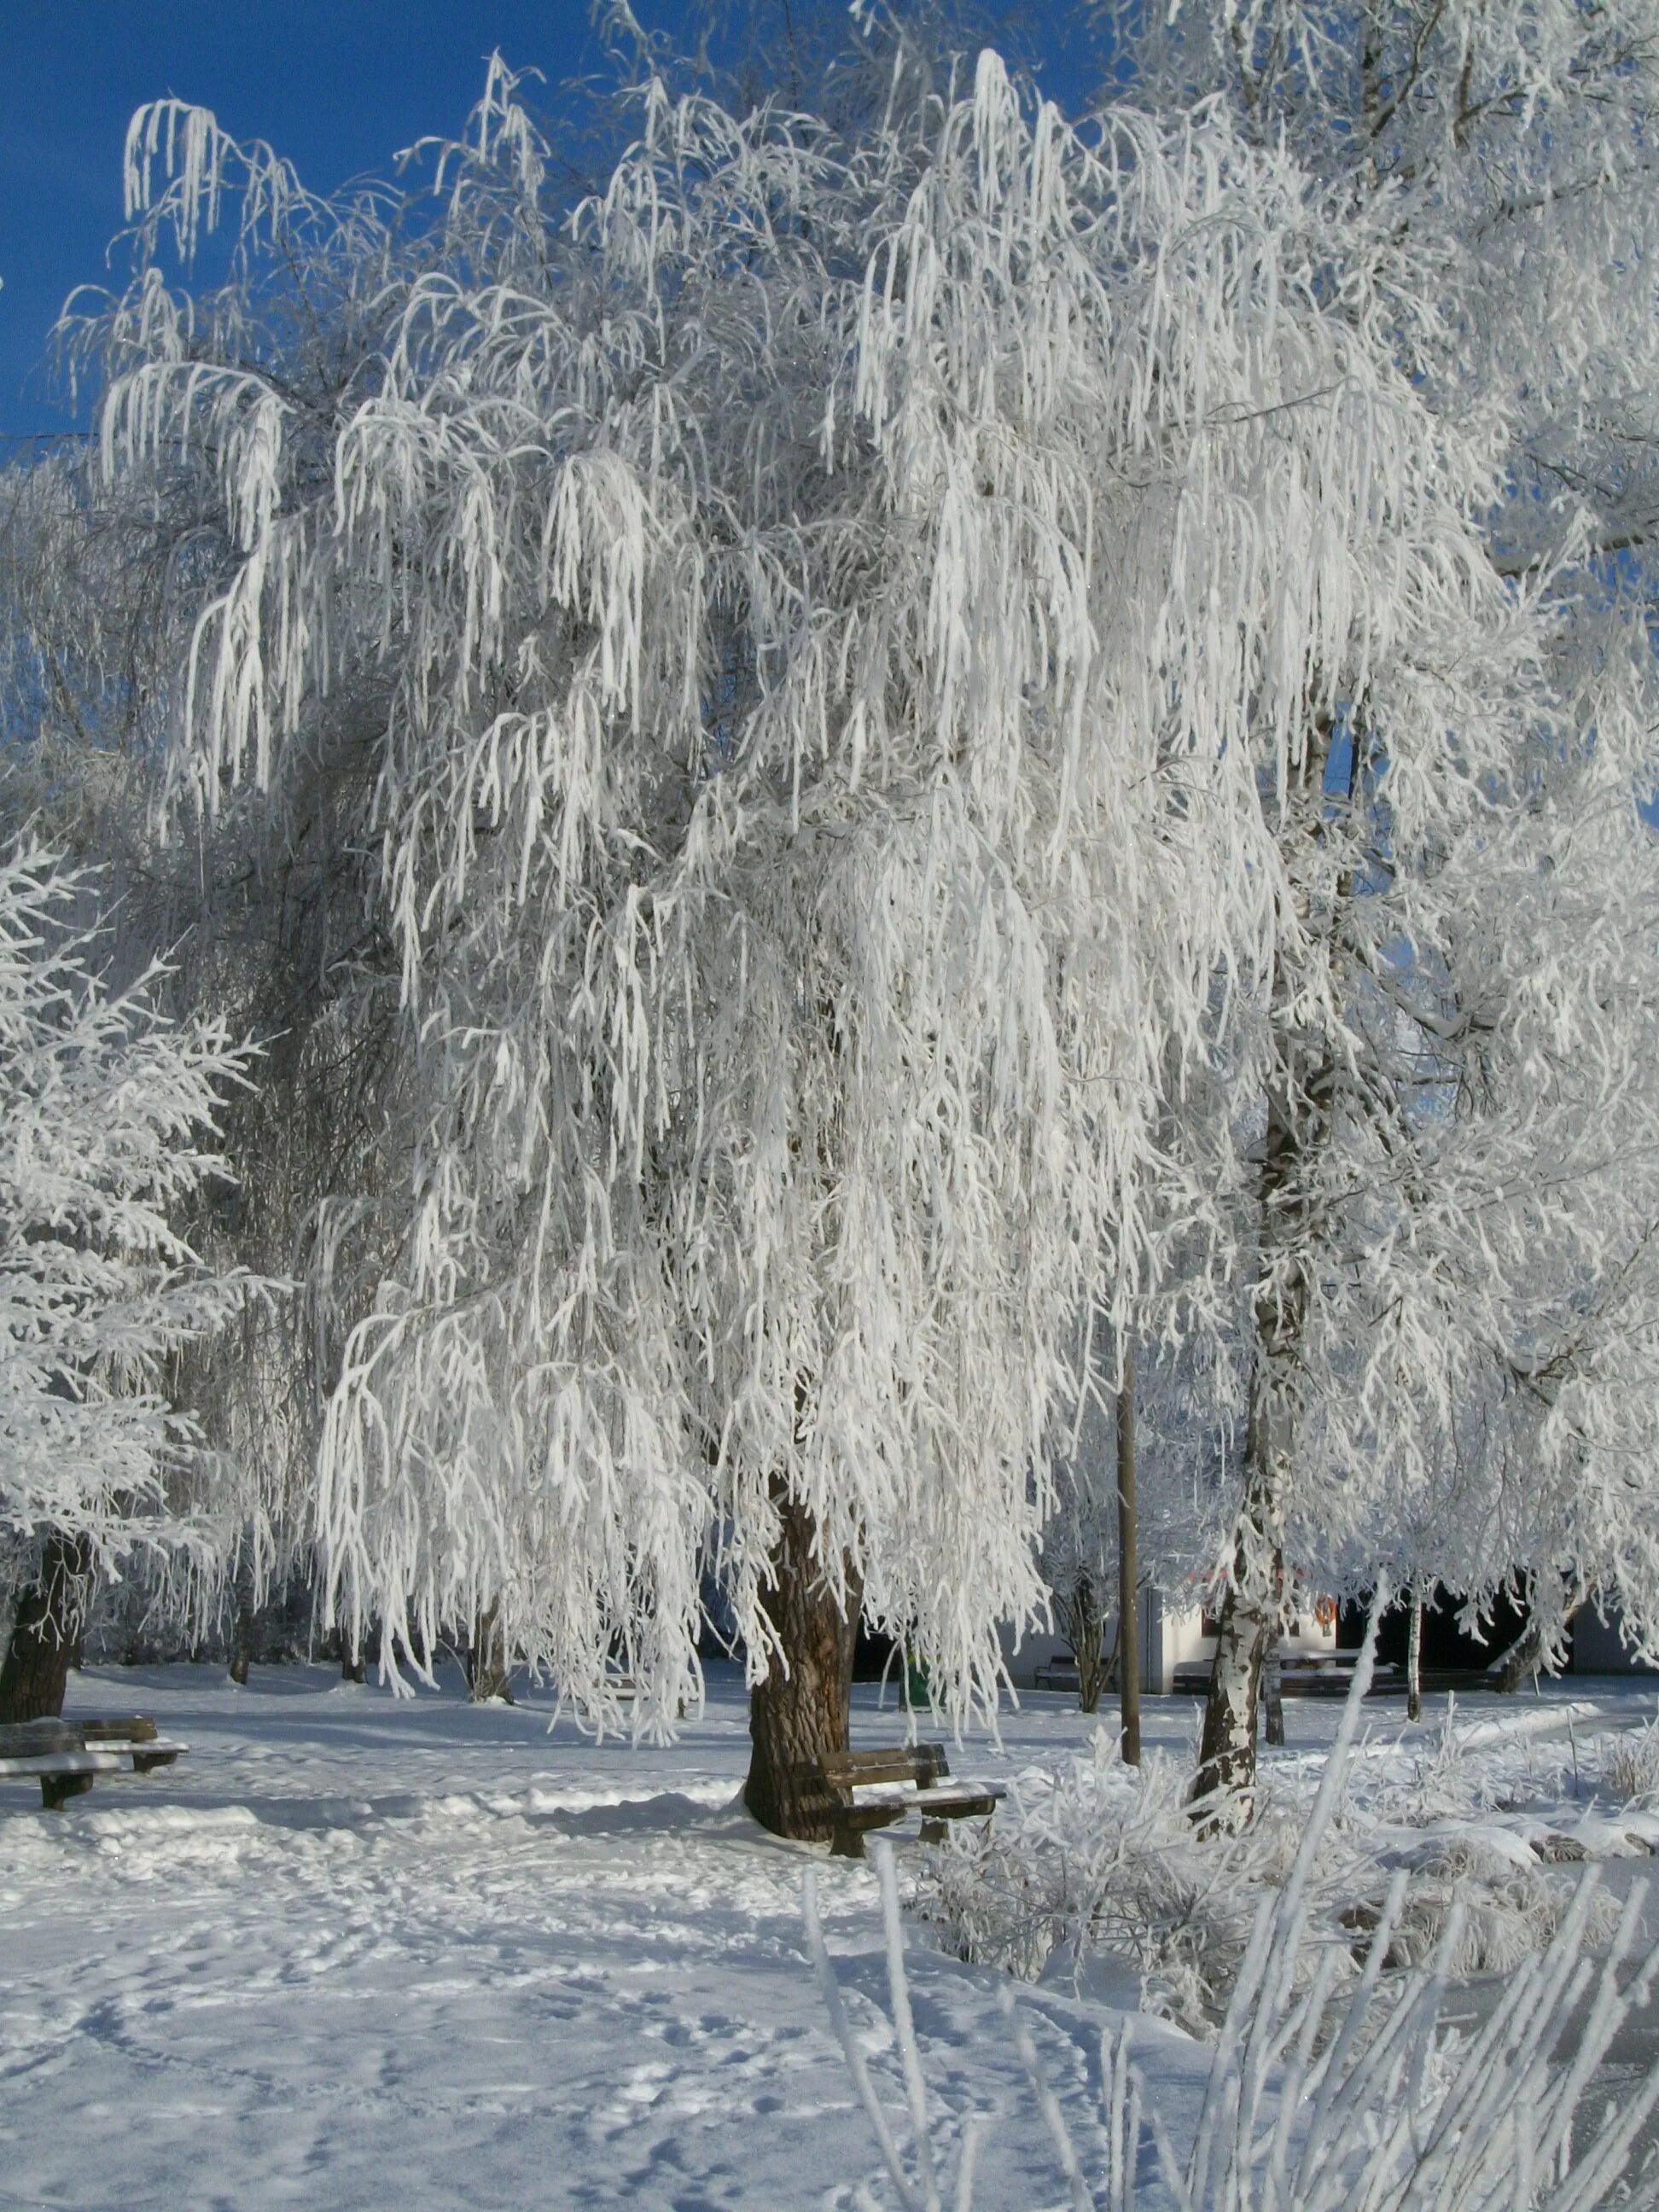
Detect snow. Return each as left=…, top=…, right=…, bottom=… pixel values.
left=3, top=1667, right=1655, bottom=2210
left=0, top=1665, right=1190, bottom=2210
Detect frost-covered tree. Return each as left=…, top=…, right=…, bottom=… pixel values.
left=76, top=3, right=1659, bottom=1835
left=78, top=33, right=1434, bottom=1831
left=0, top=841, right=256, bottom=1720
left=0, top=446, right=393, bottom=1685
left=1090, top=0, right=1659, bottom=1805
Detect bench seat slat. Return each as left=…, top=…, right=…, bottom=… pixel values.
left=0, top=1741, right=186, bottom=1778
left=913, top=1784, right=1004, bottom=1813
left=843, top=1782, right=1002, bottom=1810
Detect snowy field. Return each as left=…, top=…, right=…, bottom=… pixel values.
left=3, top=1665, right=1656, bottom=2212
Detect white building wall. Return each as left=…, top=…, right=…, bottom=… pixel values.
left=1002, top=1592, right=1338, bottom=1697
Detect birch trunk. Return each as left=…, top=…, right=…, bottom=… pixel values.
left=1406, top=1590, right=1423, bottom=1720
left=1117, top=1346, right=1142, bottom=1766
left=1195, top=718, right=1342, bottom=1820
left=744, top=1492, right=864, bottom=1842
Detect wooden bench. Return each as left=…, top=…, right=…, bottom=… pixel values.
left=1170, top=1656, right=1406, bottom=1697
left=1033, top=1654, right=1080, bottom=1693
left=0, top=1715, right=188, bottom=1810
left=812, top=1744, right=1005, bottom=1857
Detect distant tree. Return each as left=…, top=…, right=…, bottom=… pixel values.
left=1103, top=0, right=1659, bottom=1810
left=0, top=448, right=390, bottom=1691
left=0, top=842, right=256, bottom=1721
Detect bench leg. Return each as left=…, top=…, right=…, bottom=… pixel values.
left=919, top=1818, right=947, bottom=1846
left=830, top=1823, right=865, bottom=1859
left=40, top=1773, right=95, bottom=1811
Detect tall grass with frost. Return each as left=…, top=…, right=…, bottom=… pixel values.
left=1606, top=1713, right=1659, bottom=1806
left=806, top=1630, right=1659, bottom=2209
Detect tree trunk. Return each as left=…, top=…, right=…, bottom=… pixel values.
left=468, top=1604, right=514, bottom=1703
left=1064, top=1571, right=1108, bottom=1714
left=0, top=1534, right=93, bottom=1725
left=229, top=1547, right=256, bottom=1687
left=744, top=1493, right=862, bottom=1842
left=1194, top=716, right=1345, bottom=1822
left=1492, top=1621, right=1544, bottom=1693
left=1117, top=1343, right=1142, bottom=1767
left=1194, top=1406, right=1292, bottom=1813
left=1406, top=1589, right=1423, bottom=1721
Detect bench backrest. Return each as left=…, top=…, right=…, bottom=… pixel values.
left=0, top=1715, right=159, bottom=1757
left=818, top=1743, right=951, bottom=1796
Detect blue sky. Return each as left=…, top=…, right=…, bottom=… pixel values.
left=0, top=2, right=614, bottom=442
left=0, top=3, right=1095, bottom=447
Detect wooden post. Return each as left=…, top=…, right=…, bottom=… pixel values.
left=1117, top=1342, right=1141, bottom=1767
left=1263, top=1628, right=1284, bottom=1746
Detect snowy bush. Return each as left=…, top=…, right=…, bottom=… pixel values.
left=912, top=1656, right=1627, bottom=2032
left=1606, top=1716, right=1659, bottom=1807
left=911, top=1722, right=1611, bottom=2037
left=815, top=1845, right=1659, bottom=2212
left=911, top=1736, right=1318, bottom=2035
left=812, top=1673, right=1659, bottom=2211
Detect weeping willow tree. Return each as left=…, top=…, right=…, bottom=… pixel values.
left=68, top=7, right=1659, bottom=1831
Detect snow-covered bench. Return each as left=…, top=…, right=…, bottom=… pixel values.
left=0, top=1715, right=187, bottom=1810
left=814, top=1744, right=1005, bottom=1857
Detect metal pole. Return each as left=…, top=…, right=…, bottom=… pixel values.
left=1117, top=1339, right=1142, bottom=1766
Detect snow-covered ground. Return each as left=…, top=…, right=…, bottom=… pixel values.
left=2, top=1665, right=1654, bottom=2210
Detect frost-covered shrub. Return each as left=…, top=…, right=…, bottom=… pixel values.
left=815, top=1844, right=1659, bottom=2212
left=912, top=1718, right=1616, bottom=2034
left=1371, top=1833, right=1620, bottom=1977
left=912, top=1737, right=1323, bottom=2034
left=1606, top=1716, right=1659, bottom=1805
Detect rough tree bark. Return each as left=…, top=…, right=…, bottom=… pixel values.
left=1118, top=1343, right=1142, bottom=1766
left=744, top=1491, right=863, bottom=1842
left=1490, top=1587, right=1583, bottom=1693
left=229, top=1545, right=256, bottom=1686
left=1193, top=1145, right=1307, bottom=1812
left=468, top=1604, right=515, bottom=1703
left=0, top=1534, right=93, bottom=1725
